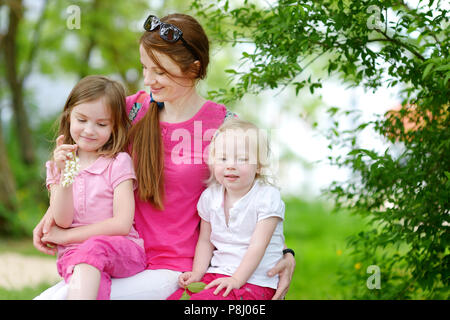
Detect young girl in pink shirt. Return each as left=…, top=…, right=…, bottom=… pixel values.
left=41, top=75, right=146, bottom=300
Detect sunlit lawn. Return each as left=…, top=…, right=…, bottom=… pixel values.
left=284, top=197, right=367, bottom=300
left=0, top=197, right=367, bottom=300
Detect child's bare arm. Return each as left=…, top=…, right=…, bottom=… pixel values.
left=178, top=219, right=215, bottom=287
left=49, top=184, right=74, bottom=228
left=192, top=219, right=215, bottom=276
left=231, top=216, right=281, bottom=286
left=43, top=179, right=134, bottom=245
left=49, top=135, right=77, bottom=228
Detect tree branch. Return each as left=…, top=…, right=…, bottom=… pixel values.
left=19, top=0, right=49, bottom=85
left=373, top=29, right=426, bottom=61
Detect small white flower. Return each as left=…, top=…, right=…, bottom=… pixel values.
left=61, top=152, right=80, bottom=187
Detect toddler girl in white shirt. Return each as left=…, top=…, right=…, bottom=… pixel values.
left=168, top=118, right=285, bottom=300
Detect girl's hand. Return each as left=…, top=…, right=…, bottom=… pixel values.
left=53, top=135, right=77, bottom=171
left=41, top=225, right=70, bottom=246
left=267, top=252, right=296, bottom=300
left=204, top=276, right=242, bottom=297
left=178, top=271, right=203, bottom=288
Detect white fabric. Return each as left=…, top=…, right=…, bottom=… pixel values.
left=33, top=269, right=181, bottom=300
left=197, top=179, right=285, bottom=289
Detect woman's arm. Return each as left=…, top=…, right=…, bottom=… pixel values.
left=42, top=179, right=135, bottom=245
left=268, top=244, right=296, bottom=300
left=33, top=207, right=57, bottom=255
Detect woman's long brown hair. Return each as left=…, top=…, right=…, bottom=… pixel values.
left=129, top=13, right=210, bottom=210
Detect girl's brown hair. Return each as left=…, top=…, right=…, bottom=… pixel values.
left=129, top=13, right=210, bottom=210
left=56, top=75, right=130, bottom=157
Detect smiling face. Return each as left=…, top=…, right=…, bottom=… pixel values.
left=139, top=44, right=196, bottom=103
left=69, top=98, right=113, bottom=153
left=212, top=129, right=260, bottom=197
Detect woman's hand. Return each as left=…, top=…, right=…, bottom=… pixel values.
left=204, top=276, right=242, bottom=297
left=268, top=252, right=296, bottom=300
left=41, top=225, right=71, bottom=246
left=178, top=271, right=203, bottom=288
left=53, top=135, right=77, bottom=171
left=32, top=208, right=57, bottom=255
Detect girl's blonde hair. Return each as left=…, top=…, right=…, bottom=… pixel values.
left=55, top=75, right=130, bottom=158
left=206, top=118, right=274, bottom=187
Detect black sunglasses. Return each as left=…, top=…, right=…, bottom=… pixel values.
left=143, top=15, right=199, bottom=60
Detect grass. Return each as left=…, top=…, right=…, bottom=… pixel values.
left=283, top=197, right=368, bottom=300
left=0, top=283, right=53, bottom=300
left=0, top=197, right=368, bottom=300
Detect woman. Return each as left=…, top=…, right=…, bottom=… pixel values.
left=33, top=13, right=295, bottom=300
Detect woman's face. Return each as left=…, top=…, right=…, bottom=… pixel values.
left=139, top=44, right=194, bottom=103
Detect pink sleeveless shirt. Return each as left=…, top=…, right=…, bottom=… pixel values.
left=126, top=91, right=227, bottom=271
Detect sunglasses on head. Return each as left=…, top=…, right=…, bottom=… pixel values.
left=143, top=15, right=199, bottom=60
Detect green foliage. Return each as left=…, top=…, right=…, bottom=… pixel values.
left=193, top=0, right=450, bottom=299
left=0, top=113, right=57, bottom=237
left=192, top=0, right=449, bottom=105
left=327, top=104, right=449, bottom=299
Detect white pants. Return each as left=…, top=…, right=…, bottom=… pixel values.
left=33, top=269, right=182, bottom=300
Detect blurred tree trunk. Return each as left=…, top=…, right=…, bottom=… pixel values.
left=0, top=111, right=17, bottom=219
left=3, top=0, right=35, bottom=165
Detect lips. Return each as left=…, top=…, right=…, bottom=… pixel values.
left=151, top=87, right=163, bottom=94
left=80, top=136, right=96, bottom=141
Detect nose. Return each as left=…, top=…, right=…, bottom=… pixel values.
left=83, top=122, right=95, bottom=135
left=226, top=161, right=236, bottom=169
left=143, top=69, right=156, bottom=87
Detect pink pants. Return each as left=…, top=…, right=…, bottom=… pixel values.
left=57, top=235, right=146, bottom=300
left=167, top=273, right=276, bottom=300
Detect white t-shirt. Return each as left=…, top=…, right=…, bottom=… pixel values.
left=197, top=179, right=285, bottom=289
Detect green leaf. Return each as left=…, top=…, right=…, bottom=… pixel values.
left=180, top=289, right=190, bottom=300
left=187, top=282, right=207, bottom=293
left=422, top=62, right=434, bottom=80
left=225, top=69, right=238, bottom=74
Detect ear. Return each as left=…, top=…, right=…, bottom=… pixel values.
left=191, top=60, right=202, bottom=77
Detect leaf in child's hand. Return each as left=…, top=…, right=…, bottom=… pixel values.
left=180, top=289, right=190, bottom=300
left=187, top=282, right=207, bottom=293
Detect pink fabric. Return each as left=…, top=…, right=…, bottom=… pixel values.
left=126, top=91, right=227, bottom=271
left=167, top=273, right=276, bottom=300
left=45, top=152, right=144, bottom=257
left=57, top=235, right=146, bottom=300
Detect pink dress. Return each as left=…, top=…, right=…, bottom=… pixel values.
left=45, top=152, right=146, bottom=300
left=126, top=91, right=227, bottom=272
